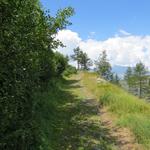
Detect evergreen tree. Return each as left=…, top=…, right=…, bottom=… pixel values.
left=124, top=67, right=133, bottom=92
left=124, top=63, right=150, bottom=99
left=109, top=73, right=120, bottom=85
left=113, top=74, right=120, bottom=85
left=95, top=50, right=112, bottom=80
left=71, top=47, right=81, bottom=70
left=147, top=78, right=150, bottom=101
left=71, top=47, right=92, bottom=70
left=133, top=62, right=148, bottom=98
left=79, top=51, right=92, bottom=70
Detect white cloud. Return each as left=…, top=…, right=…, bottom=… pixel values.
left=119, top=29, right=131, bottom=36
left=56, top=30, right=81, bottom=56
left=56, top=29, right=150, bottom=69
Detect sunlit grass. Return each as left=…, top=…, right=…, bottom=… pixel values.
left=82, top=72, right=150, bottom=149
left=34, top=76, right=117, bottom=149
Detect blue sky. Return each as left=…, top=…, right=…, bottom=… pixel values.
left=40, top=0, right=150, bottom=70
left=40, top=0, right=150, bottom=40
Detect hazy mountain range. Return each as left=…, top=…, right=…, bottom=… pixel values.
left=112, top=65, right=128, bottom=78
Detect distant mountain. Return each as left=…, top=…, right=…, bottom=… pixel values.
left=112, top=65, right=128, bottom=78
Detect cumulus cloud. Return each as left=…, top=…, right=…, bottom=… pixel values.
left=56, top=29, right=150, bottom=69
left=56, top=30, right=81, bottom=56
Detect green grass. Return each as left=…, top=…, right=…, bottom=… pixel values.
left=33, top=76, right=117, bottom=150
left=82, top=72, right=150, bottom=149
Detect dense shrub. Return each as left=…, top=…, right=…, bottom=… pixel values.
left=63, top=65, right=77, bottom=76
left=54, top=52, right=68, bottom=77
left=0, top=0, right=74, bottom=149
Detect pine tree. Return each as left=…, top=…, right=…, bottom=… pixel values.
left=114, top=74, right=120, bottom=85
left=110, top=73, right=120, bottom=85
left=147, top=78, right=150, bottom=101
left=71, top=47, right=81, bottom=70
left=124, top=67, right=133, bottom=92
left=79, top=51, right=92, bottom=70
left=95, top=50, right=112, bottom=80
left=133, top=62, right=148, bottom=98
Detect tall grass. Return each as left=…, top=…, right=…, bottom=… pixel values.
left=82, top=72, right=150, bottom=149
left=33, top=75, right=118, bottom=149
left=33, top=78, right=75, bottom=149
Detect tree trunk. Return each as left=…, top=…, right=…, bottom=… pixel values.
left=77, top=61, right=79, bottom=70
left=139, top=79, right=142, bottom=98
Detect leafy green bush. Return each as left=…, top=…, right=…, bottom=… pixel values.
left=0, top=0, right=74, bottom=149
left=54, top=52, right=68, bottom=77
left=63, top=65, right=77, bottom=76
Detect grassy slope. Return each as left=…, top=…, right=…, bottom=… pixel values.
left=34, top=75, right=117, bottom=150
left=82, top=72, right=150, bottom=149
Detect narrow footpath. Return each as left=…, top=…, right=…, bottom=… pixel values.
left=51, top=73, right=143, bottom=150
